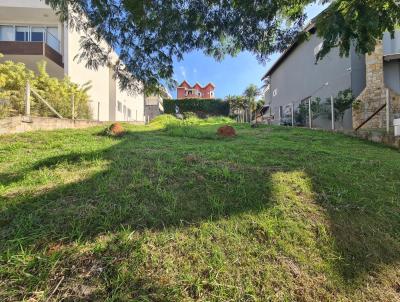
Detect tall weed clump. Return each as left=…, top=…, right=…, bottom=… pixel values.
left=0, top=55, right=92, bottom=119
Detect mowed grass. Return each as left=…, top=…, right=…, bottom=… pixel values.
left=0, top=117, right=399, bottom=301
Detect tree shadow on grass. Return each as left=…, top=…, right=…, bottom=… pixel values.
left=0, top=125, right=400, bottom=300
left=0, top=129, right=272, bottom=250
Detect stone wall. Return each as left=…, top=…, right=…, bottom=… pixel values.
left=0, top=116, right=144, bottom=135
left=353, top=42, right=400, bottom=129
left=344, top=129, right=400, bottom=149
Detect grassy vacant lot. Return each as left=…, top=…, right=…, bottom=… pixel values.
left=0, top=117, right=399, bottom=301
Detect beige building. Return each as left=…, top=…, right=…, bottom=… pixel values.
left=0, top=0, right=144, bottom=122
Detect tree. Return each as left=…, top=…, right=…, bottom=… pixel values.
left=326, top=89, right=354, bottom=123
left=315, top=1, right=400, bottom=61
left=243, top=84, right=261, bottom=121
left=44, top=0, right=400, bottom=93
left=226, top=95, right=244, bottom=113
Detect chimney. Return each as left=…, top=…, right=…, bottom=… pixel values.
left=364, top=42, right=385, bottom=90
left=353, top=41, right=388, bottom=129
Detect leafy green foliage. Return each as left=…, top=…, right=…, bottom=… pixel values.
left=163, top=99, right=230, bottom=117
left=0, top=57, right=92, bottom=119
left=294, top=98, right=323, bottom=125
left=329, top=89, right=355, bottom=122
left=315, top=0, right=400, bottom=61
left=45, top=0, right=309, bottom=93
left=45, top=1, right=400, bottom=92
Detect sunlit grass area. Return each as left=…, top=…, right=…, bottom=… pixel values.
left=0, top=117, right=399, bottom=301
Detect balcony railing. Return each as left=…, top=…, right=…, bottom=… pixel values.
left=0, top=25, right=61, bottom=53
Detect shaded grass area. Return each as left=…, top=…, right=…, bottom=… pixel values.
left=0, top=119, right=399, bottom=301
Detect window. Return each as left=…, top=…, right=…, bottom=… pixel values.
left=31, top=27, right=44, bottom=42
left=272, top=88, right=278, bottom=97
left=117, top=101, right=122, bottom=112
left=15, top=26, right=29, bottom=41
left=128, top=109, right=132, bottom=118
left=210, top=91, right=214, bottom=97
left=0, top=25, right=14, bottom=41
left=188, top=90, right=193, bottom=95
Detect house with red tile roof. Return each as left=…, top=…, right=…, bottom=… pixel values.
left=177, top=81, right=215, bottom=99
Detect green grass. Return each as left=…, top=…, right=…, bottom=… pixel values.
left=0, top=119, right=399, bottom=301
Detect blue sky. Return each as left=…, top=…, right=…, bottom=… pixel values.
left=171, top=3, right=327, bottom=99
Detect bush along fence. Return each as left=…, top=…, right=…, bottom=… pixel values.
left=0, top=58, right=92, bottom=120
left=265, top=88, right=400, bottom=142
left=163, top=98, right=230, bottom=117
left=266, top=89, right=356, bottom=131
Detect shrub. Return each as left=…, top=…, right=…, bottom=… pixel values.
left=149, top=114, right=180, bottom=127
left=182, top=111, right=197, bottom=119
left=0, top=56, right=91, bottom=119
left=163, top=98, right=230, bottom=117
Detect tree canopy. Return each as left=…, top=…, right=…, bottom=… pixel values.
left=45, top=0, right=400, bottom=94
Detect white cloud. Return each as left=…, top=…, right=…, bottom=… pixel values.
left=179, top=66, right=186, bottom=78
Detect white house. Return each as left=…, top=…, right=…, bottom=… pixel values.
left=0, top=0, right=145, bottom=122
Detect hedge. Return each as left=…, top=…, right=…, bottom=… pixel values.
left=163, top=98, right=230, bottom=117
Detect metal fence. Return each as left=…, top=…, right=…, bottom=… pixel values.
left=269, top=96, right=340, bottom=130
left=265, top=88, right=400, bottom=137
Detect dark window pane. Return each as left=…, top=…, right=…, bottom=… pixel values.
left=15, top=27, right=28, bottom=41
left=31, top=32, right=44, bottom=42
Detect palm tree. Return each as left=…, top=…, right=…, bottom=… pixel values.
left=225, top=95, right=246, bottom=122
left=243, top=84, right=261, bottom=122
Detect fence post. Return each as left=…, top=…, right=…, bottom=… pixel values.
left=71, top=94, right=75, bottom=120
left=308, top=98, right=312, bottom=128
left=97, top=102, right=100, bottom=121
left=330, top=96, right=335, bottom=130
left=136, top=110, right=138, bottom=121
left=386, top=88, right=390, bottom=134
left=291, top=103, right=294, bottom=126
left=25, top=81, right=31, bottom=117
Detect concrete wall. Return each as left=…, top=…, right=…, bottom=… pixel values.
left=384, top=60, right=400, bottom=94
left=0, top=0, right=49, bottom=9
left=0, top=116, right=104, bottom=134
left=383, top=30, right=400, bottom=55
left=350, top=47, right=366, bottom=97
left=0, top=116, right=145, bottom=135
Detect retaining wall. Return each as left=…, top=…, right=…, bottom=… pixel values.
left=0, top=116, right=144, bottom=135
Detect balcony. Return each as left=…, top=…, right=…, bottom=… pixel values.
left=0, top=25, right=63, bottom=69
left=383, top=30, right=400, bottom=61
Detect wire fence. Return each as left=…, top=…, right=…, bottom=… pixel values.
left=263, top=88, right=400, bottom=137
left=268, top=96, right=340, bottom=130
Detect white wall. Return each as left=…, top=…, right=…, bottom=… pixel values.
left=114, top=79, right=145, bottom=122
left=64, top=25, right=111, bottom=121
left=0, top=0, right=49, bottom=9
